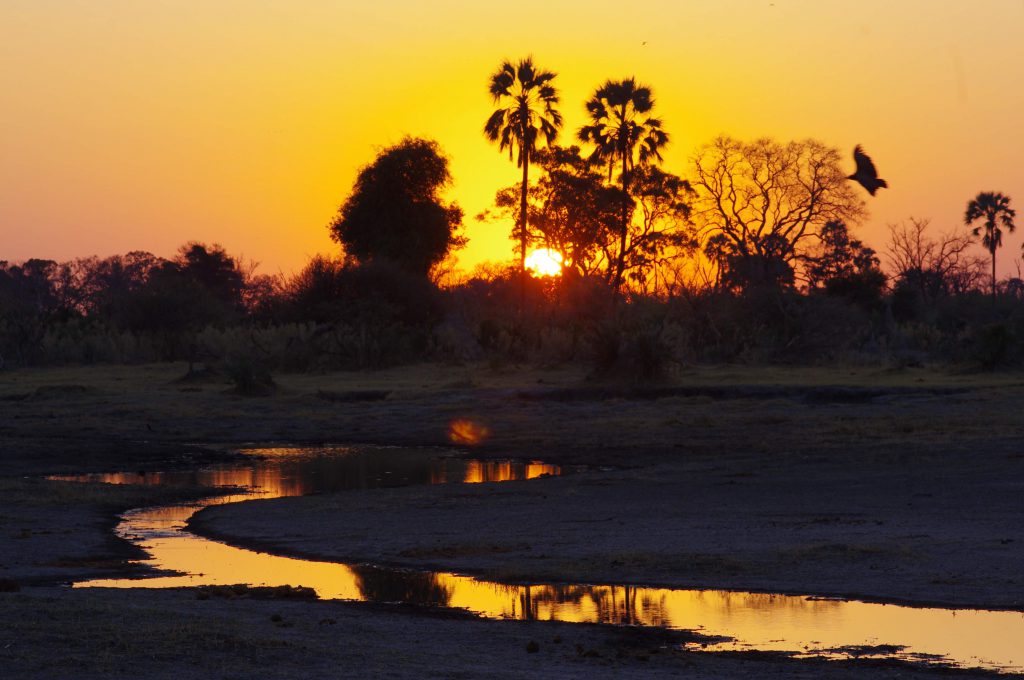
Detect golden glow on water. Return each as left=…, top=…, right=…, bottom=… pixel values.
left=447, top=419, right=490, bottom=446
left=460, top=460, right=559, bottom=484
left=62, top=448, right=1024, bottom=673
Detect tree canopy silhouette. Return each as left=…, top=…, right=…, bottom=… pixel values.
left=484, top=58, right=562, bottom=276
left=78, top=251, right=162, bottom=321
left=886, top=217, right=984, bottom=297
left=578, top=78, right=669, bottom=291
left=624, top=166, right=697, bottom=292
left=328, top=137, right=464, bottom=277
left=691, top=136, right=865, bottom=290
left=526, top=147, right=621, bottom=277
left=173, top=242, right=244, bottom=306
left=481, top=146, right=694, bottom=290
left=483, top=145, right=621, bottom=278
left=807, top=221, right=886, bottom=308
left=964, top=191, right=1016, bottom=299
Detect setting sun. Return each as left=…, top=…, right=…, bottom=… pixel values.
left=524, top=248, right=563, bottom=277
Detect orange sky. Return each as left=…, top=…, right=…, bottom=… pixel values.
left=3, top=0, right=1023, bottom=276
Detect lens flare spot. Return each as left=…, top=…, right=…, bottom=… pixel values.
left=525, top=248, right=563, bottom=277
left=448, top=419, right=490, bottom=446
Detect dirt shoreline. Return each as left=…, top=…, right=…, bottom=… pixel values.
left=2, top=587, right=1009, bottom=679
left=188, top=448, right=1024, bottom=611
left=3, top=362, right=1023, bottom=677
left=186, top=511, right=1024, bottom=614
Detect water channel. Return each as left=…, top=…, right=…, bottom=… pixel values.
left=53, top=446, right=1024, bottom=674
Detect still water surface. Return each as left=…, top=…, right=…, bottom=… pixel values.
left=55, top=447, right=1024, bottom=673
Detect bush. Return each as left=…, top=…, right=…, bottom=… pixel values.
left=585, top=307, right=677, bottom=382
left=968, top=323, right=1017, bottom=370
left=222, top=353, right=276, bottom=396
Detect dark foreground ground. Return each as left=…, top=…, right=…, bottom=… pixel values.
left=1, top=587, right=1006, bottom=680
left=1, top=362, right=1022, bottom=678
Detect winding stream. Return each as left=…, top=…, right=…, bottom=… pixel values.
left=55, top=446, right=1024, bottom=674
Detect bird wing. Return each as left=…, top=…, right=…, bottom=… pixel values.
left=853, top=145, right=878, bottom=179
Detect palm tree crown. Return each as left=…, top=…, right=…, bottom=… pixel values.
left=485, top=58, right=561, bottom=166
left=964, top=191, right=1016, bottom=299
left=484, top=58, right=562, bottom=275
left=577, top=78, right=669, bottom=290
left=577, top=78, right=668, bottom=182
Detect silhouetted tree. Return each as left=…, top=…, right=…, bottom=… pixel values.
left=807, top=221, right=886, bottom=309
left=691, top=136, right=865, bottom=290
left=885, top=217, right=984, bottom=296
left=174, top=242, right=245, bottom=308
left=624, top=166, right=697, bottom=293
left=964, top=191, right=1016, bottom=299
left=0, top=259, right=62, bottom=363
left=86, top=243, right=247, bottom=360
left=578, top=78, right=669, bottom=291
left=79, top=251, right=163, bottom=321
left=482, top=146, right=621, bottom=278
left=527, top=146, right=619, bottom=277
left=885, top=219, right=988, bottom=323
left=283, top=255, right=349, bottom=322
left=484, top=58, right=562, bottom=275
left=123, top=262, right=222, bottom=358
left=329, top=137, right=464, bottom=277
left=481, top=146, right=694, bottom=291
left=714, top=233, right=796, bottom=291
left=890, top=269, right=950, bottom=323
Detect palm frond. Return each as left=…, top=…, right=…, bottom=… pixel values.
left=483, top=109, right=507, bottom=142
left=517, top=58, right=536, bottom=88
left=488, top=62, right=516, bottom=100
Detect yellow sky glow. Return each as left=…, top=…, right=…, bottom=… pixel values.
left=3, top=0, right=1023, bottom=276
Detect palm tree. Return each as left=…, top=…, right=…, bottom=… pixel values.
left=484, top=58, right=562, bottom=276
left=578, top=78, right=669, bottom=291
left=965, top=191, right=1016, bottom=299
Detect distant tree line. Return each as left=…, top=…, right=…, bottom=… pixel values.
left=4, top=206, right=1023, bottom=375
left=2, top=58, right=1022, bottom=375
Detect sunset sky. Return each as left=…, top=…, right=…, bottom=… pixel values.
left=3, top=0, right=1023, bottom=276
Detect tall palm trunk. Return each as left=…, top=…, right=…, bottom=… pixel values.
left=991, top=242, right=997, bottom=301
left=613, top=144, right=629, bottom=291
left=520, top=147, right=529, bottom=276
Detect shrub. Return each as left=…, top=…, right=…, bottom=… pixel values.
left=222, top=353, right=276, bottom=396
left=968, top=323, right=1017, bottom=370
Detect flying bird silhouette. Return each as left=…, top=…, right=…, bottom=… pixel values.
left=847, top=145, right=888, bottom=196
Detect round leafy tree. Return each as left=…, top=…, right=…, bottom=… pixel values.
left=328, top=137, right=464, bottom=277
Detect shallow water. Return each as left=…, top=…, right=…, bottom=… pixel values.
left=57, top=447, right=1024, bottom=673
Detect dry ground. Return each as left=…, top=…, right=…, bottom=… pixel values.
left=1, top=361, right=1023, bottom=677
left=0, top=587, right=1010, bottom=680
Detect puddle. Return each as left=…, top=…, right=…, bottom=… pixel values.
left=55, top=446, right=1024, bottom=674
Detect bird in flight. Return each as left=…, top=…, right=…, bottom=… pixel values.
left=847, top=145, right=888, bottom=196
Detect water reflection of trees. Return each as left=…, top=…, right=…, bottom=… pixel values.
left=57, top=451, right=567, bottom=502
left=510, top=584, right=669, bottom=626
left=352, top=565, right=453, bottom=608
left=689, top=589, right=843, bottom=616
left=497, top=584, right=841, bottom=628
left=499, top=584, right=844, bottom=629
